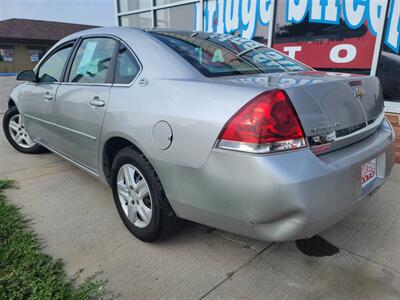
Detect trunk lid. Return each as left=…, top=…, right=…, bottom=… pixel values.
left=219, top=71, right=384, bottom=153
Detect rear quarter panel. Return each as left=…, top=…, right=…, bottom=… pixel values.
left=100, top=77, right=264, bottom=169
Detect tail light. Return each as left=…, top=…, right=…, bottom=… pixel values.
left=216, top=89, right=307, bottom=153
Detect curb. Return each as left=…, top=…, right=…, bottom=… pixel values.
left=0, top=73, right=17, bottom=76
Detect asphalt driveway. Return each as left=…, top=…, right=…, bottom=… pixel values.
left=1, top=76, right=399, bottom=299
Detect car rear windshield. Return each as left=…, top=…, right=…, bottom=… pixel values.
left=149, top=31, right=309, bottom=77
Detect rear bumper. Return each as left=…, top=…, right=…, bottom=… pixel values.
left=156, top=119, right=396, bottom=241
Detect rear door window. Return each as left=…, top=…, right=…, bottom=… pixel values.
left=68, top=38, right=117, bottom=84
left=114, top=44, right=141, bottom=84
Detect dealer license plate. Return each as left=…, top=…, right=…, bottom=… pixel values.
left=361, top=159, right=377, bottom=188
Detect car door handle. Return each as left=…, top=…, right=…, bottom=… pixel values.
left=44, top=92, right=53, bottom=101
left=89, top=97, right=105, bottom=107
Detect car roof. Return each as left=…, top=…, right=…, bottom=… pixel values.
left=44, top=27, right=203, bottom=80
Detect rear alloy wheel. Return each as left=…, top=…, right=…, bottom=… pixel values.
left=111, top=147, right=179, bottom=242
left=117, top=164, right=153, bottom=228
left=2, top=106, right=46, bottom=154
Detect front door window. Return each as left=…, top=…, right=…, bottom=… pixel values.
left=37, top=45, right=73, bottom=83
left=68, top=38, right=117, bottom=84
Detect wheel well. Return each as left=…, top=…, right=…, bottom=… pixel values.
left=8, top=99, right=16, bottom=108
left=102, top=137, right=143, bottom=184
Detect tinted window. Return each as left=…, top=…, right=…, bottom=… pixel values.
left=114, top=44, right=140, bottom=84
left=37, top=45, right=73, bottom=83
left=69, top=38, right=117, bottom=84
left=377, top=47, right=400, bottom=103
left=150, top=32, right=308, bottom=77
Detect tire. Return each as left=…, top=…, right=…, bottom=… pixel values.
left=2, top=106, right=46, bottom=154
left=111, top=146, right=179, bottom=242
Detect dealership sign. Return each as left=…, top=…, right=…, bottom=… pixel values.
left=201, top=0, right=273, bottom=39
left=272, top=35, right=376, bottom=68
left=200, top=0, right=400, bottom=56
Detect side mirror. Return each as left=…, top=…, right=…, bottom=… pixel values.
left=16, top=70, right=37, bottom=82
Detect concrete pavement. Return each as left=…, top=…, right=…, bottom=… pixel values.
left=1, top=76, right=400, bottom=299
left=0, top=76, right=17, bottom=114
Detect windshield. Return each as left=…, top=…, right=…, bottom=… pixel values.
left=150, top=31, right=309, bottom=77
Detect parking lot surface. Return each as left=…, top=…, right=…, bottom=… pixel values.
left=1, top=76, right=399, bottom=299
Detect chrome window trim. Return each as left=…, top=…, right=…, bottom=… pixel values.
left=26, top=82, right=60, bottom=86
left=113, top=83, right=136, bottom=87
left=60, top=82, right=112, bottom=87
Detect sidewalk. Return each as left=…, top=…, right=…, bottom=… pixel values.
left=0, top=76, right=18, bottom=114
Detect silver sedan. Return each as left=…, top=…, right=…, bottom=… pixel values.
left=3, top=27, right=396, bottom=242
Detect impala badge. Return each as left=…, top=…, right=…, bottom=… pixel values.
left=354, top=88, right=365, bottom=99
left=310, top=122, right=341, bottom=134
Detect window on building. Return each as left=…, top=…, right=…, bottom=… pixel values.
left=155, top=4, right=196, bottom=30
left=120, top=12, right=152, bottom=27
left=155, top=0, right=182, bottom=5
left=253, top=22, right=270, bottom=46
left=118, top=0, right=151, bottom=13
left=377, top=47, right=400, bottom=103
left=27, top=47, right=45, bottom=63
left=114, top=44, right=141, bottom=84
left=37, top=44, right=73, bottom=83
left=117, top=1, right=203, bottom=32
left=0, top=46, right=14, bottom=62
left=69, top=38, right=117, bottom=84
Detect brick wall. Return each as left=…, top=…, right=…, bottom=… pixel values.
left=386, top=113, right=400, bottom=163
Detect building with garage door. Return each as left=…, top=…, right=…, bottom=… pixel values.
left=0, top=18, right=95, bottom=74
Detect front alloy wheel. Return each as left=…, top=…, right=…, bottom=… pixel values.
left=8, top=114, right=36, bottom=149
left=2, top=106, right=45, bottom=154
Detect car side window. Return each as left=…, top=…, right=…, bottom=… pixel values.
left=114, top=44, right=140, bottom=84
left=68, top=38, right=117, bottom=84
left=37, top=44, right=73, bottom=83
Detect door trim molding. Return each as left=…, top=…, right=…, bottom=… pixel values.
left=24, top=113, right=97, bottom=141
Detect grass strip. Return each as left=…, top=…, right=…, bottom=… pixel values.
left=0, top=180, right=108, bottom=299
